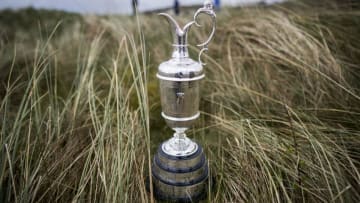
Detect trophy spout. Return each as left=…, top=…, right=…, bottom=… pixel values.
left=159, top=1, right=216, bottom=64
left=158, top=13, right=195, bottom=59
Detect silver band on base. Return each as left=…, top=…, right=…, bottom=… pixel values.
left=161, top=112, right=200, bottom=122
left=156, top=73, right=205, bottom=82
left=162, top=137, right=198, bottom=157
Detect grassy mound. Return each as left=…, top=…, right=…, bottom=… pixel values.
left=0, top=1, right=359, bottom=202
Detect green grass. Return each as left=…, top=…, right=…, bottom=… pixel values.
left=1, top=1, right=360, bottom=202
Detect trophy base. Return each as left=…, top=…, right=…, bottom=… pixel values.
left=150, top=141, right=210, bottom=202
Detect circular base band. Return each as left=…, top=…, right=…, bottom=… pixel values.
left=161, top=112, right=200, bottom=122
left=149, top=141, right=210, bottom=202
left=153, top=182, right=207, bottom=203
left=160, top=141, right=201, bottom=159
left=146, top=176, right=215, bottom=203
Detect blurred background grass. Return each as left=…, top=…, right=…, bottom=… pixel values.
left=0, top=0, right=360, bottom=202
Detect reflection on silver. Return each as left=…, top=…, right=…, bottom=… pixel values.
left=162, top=136, right=198, bottom=157
left=156, top=73, right=205, bottom=81
left=161, top=112, right=200, bottom=122
left=194, top=0, right=216, bottom=65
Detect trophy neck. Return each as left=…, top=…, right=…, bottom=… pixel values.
left=171, top=24, right=192, bottom=59
left=172, top=34, right=189, bottom=59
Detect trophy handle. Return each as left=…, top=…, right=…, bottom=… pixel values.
left=194, top=1, right=216, bottom=65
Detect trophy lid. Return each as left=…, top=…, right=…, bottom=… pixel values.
left=157, top=58, right=204, bottom=82
left=157, top=1, right=216, bottom=82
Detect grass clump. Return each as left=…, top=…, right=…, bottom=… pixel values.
left=1, top=1, right=360, bottom=202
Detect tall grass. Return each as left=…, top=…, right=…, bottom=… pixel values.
left=200, top=3, right=360, bottom=202
left=0, top=1, right=360, bottom=202
left=0, top=14, right=151, bottom=202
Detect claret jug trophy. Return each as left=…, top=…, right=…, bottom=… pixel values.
left=150, top=1, right=216, bottom=202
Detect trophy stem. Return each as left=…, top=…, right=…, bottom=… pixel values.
left=174, top=128, right=186, bottom=139
left=174, top=128, right=187, bottom=140
left=172, top=128, right=189, bottom=151
left=161, top=129, right=198, bottom=157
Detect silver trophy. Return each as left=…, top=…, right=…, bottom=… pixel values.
left=151, top=1, right=216, bottom=202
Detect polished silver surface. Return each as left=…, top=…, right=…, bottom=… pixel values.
left=158, top=59, right=202, bottom=127
left=194, top=0, right=217, bottom=65
left=158, top=12, right=194, bottom=59
left=161, top=112, right=200, bottom=122
left=157, top=57, right=204, bottom=81
left=162, top=135, right=198, bottom=157
left=158, top=0, right=216, bottom=65
left=159, top=78, right=200, bottom=123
